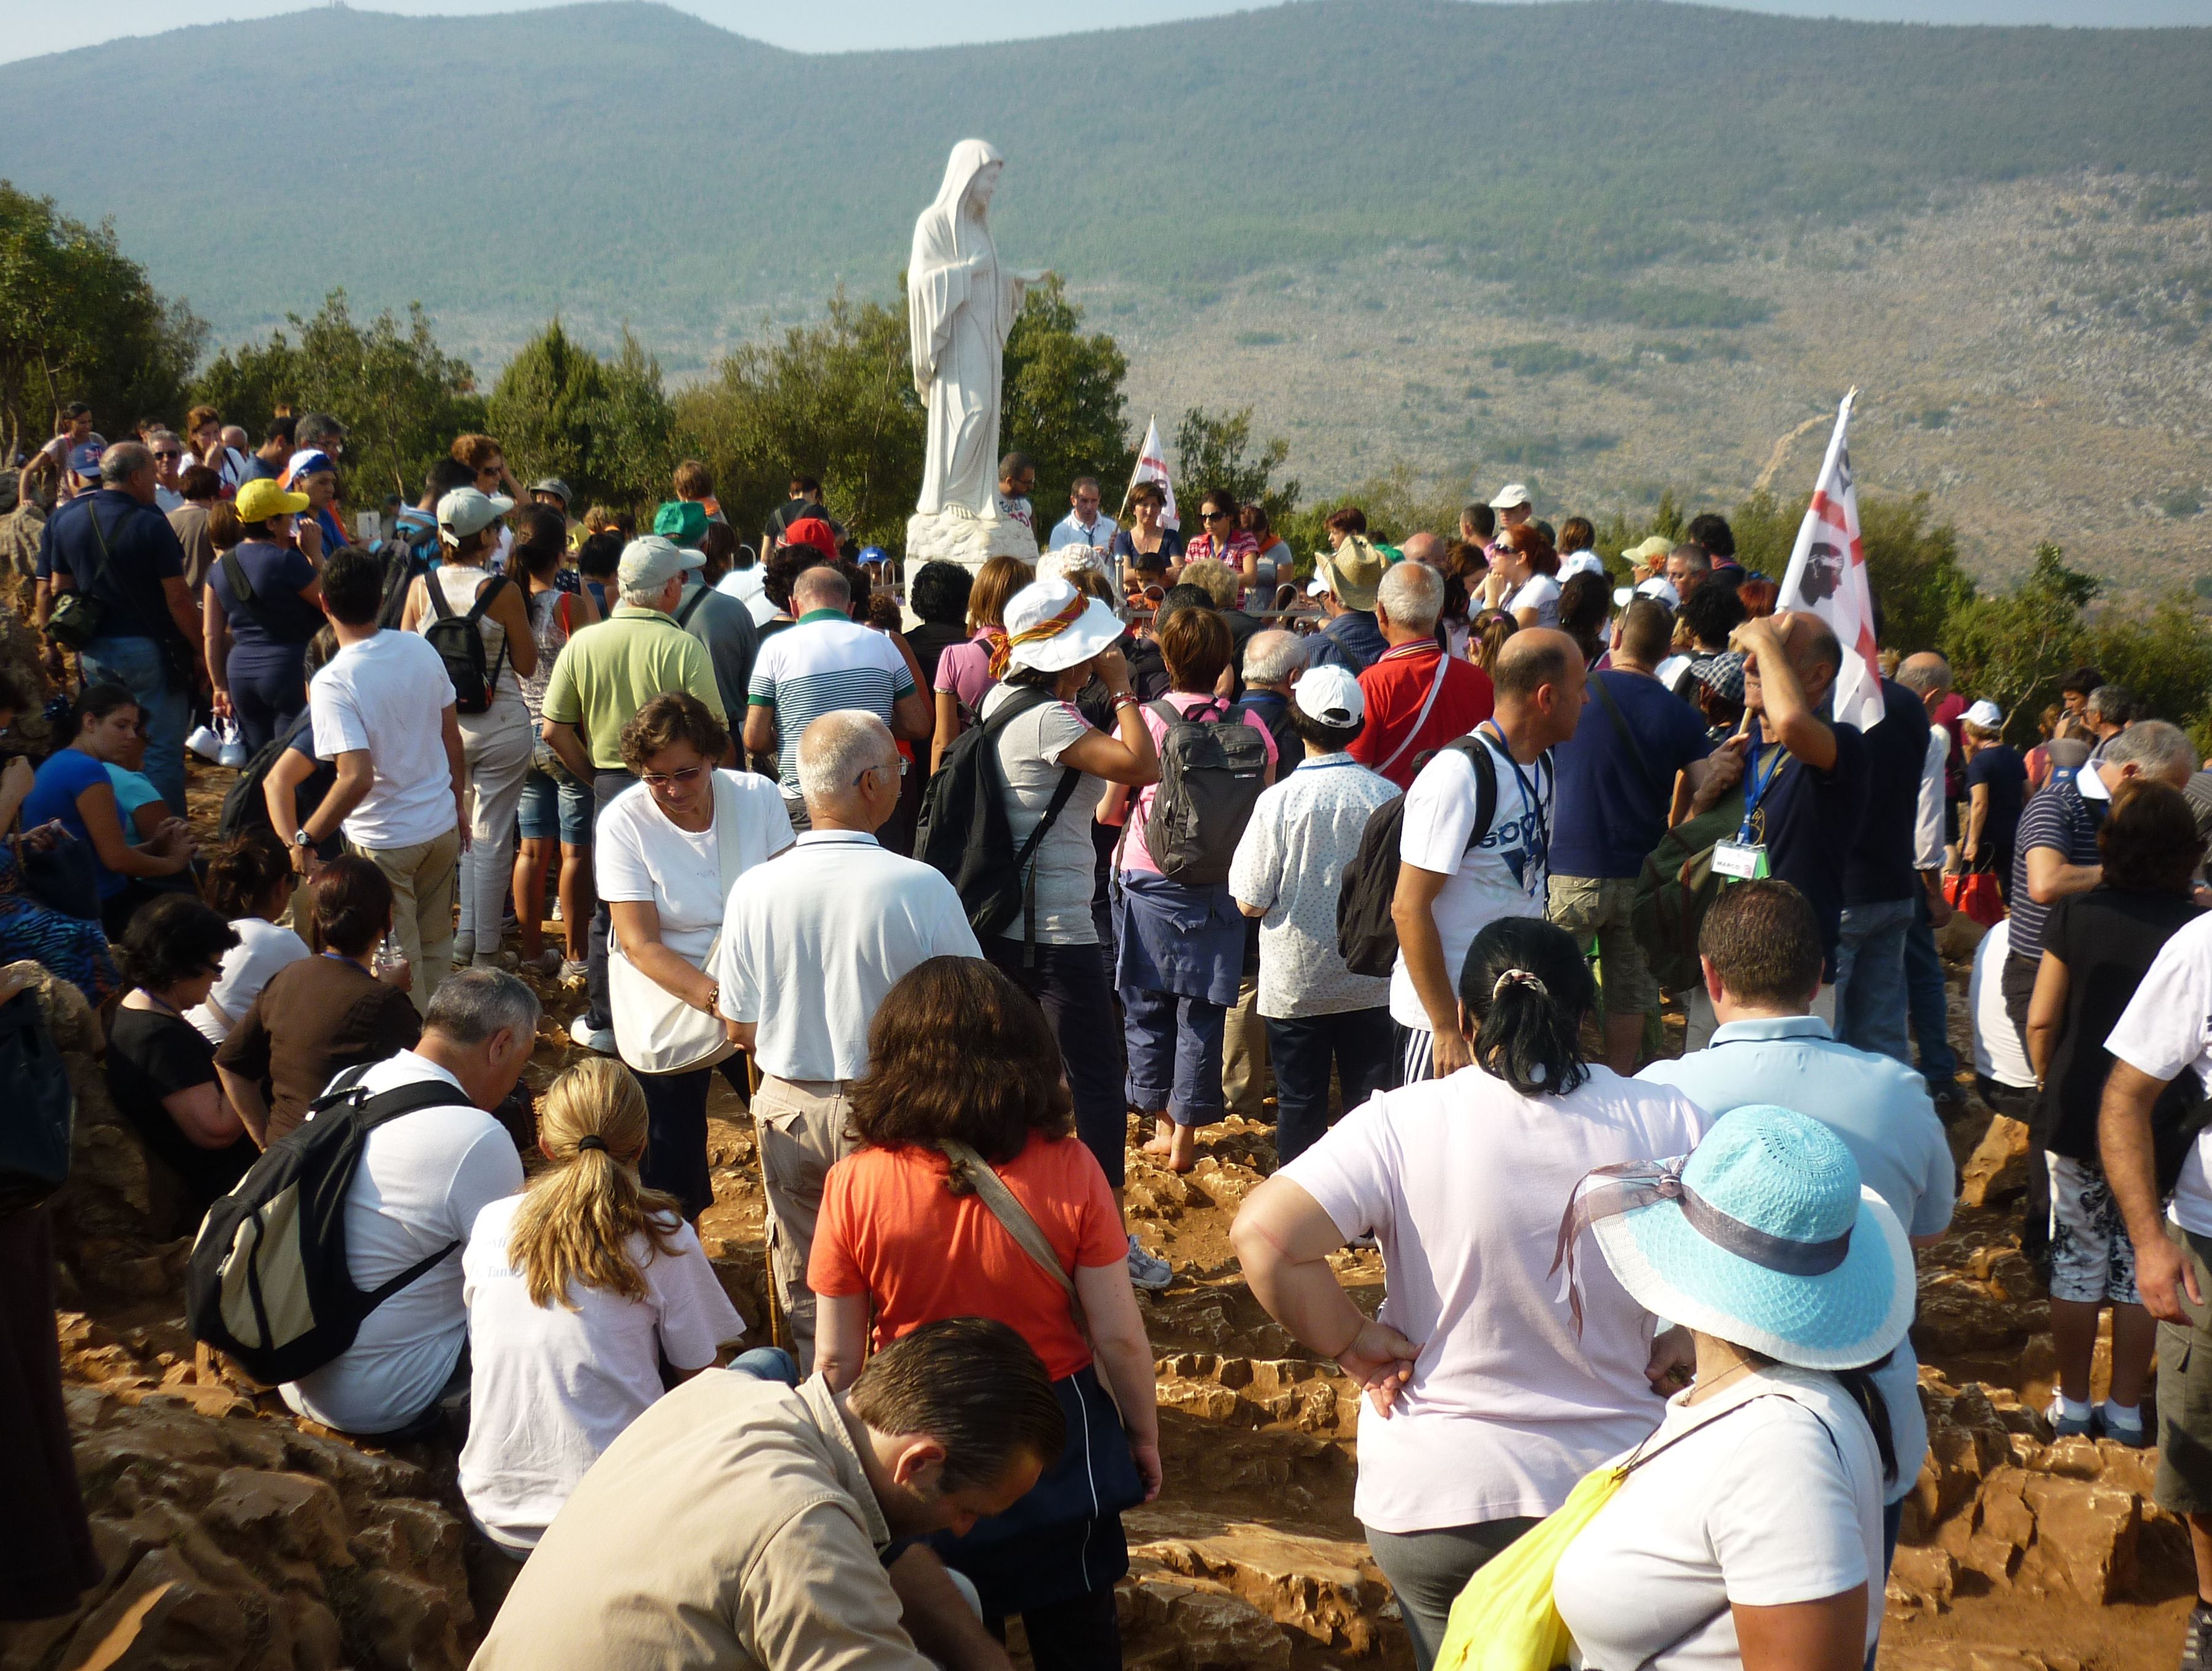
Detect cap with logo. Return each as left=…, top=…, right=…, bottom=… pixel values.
left=66, top=443, right=104, bottom=479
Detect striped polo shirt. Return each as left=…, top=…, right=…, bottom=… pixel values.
left=746, top=609, right=916, bottom=796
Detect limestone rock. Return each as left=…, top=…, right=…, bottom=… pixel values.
left=904, top=507, right=1040, bottom=574
left=1959, top=1114, right=2032, bottom=1209
left=1127, top=1509, right=1391, bottom=1654
left=1117, top=1560, right=1295, bottom=1670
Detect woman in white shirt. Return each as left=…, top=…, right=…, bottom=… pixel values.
left=460, top=1057, right=747, bottom=1555
left=188, top=836, right=307, bottom=1044
left=400, top=488, right=537, bottom=968
left=1229, top=917, right=1710, bottom=1670
left=1549, top=1102, right=1914, bottom=1671
left=596, top=692, right=794, bottom=1220
left=1481, top=523, right=1563, bottom=630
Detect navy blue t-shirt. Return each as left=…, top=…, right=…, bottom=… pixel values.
left=1966, top=744, right=2029, bottom=853
left=1550, top=670, right=1714, bottom=880
left=1843, top=678, right=1932, bottom=907
left=1742, top=715, right=1871, bottom=981
left=209, top=540, right=320, bottom=653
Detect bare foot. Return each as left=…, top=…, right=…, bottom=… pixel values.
left=1141, top=1117, right=1175, bottom=1158
left=1163, top=1123, right=1198, bottom=1174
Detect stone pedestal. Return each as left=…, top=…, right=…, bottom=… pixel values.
left=906, top=507, right=1040, bottom=578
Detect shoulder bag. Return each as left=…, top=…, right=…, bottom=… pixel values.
left=1373, top=651, right=1453, bottom=779
left=608, top=773, right=746, bottom=1075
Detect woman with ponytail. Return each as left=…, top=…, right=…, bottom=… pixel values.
left=187, top=836, right=306, bottom=1044
left=1230, top=916, right=1712, bottom=1671
left=458, top=1057, right=754, bottom=1556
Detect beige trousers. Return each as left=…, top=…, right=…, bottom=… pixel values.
left=1222, top=973, right=1271, bottom=1118
left=349, top=826, right=460, bottom=1017
left=751, top=1074, right=856, bottom=1374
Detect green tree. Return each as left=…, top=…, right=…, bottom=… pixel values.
left=1174, top=406, right=1300, bottom=531
left=1939, top=544, right=2097, bottom=743
left=487, top=321, right=674, bottom=509
left=193, top=290, right=484, bottom=505
left=1000, top=276, right=1131, bottom=523
left=0, top=181, right=204, bottom=462
left=1719, top=488, right=1974, bottom=652
left=670, top=289, right=922, bottom=552
left=2090, top=596, right=2212, bottom=752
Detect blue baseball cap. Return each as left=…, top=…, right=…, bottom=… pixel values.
left=67, top=443, right=103, bottom=479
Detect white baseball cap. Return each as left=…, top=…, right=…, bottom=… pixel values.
left=1293, top=663, right=1365, bottom=726
left=1613, top=576, right=1681, bottom=610
left=435, top=486, right=513, bottom=544
left=1489, top=482, right=1532, bottom=511
left=616, top=534, right=702, bottom=594
left=1965, top=699, right=2004, bottom=730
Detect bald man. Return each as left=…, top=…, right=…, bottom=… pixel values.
left=1398, top=531, right=1447, bottom=569
left=1388, top=628, right=1584, bottom=1082
left=1686, top=611, right=1873, bottom=1048
left=712, top=710, right=983, bottom=1367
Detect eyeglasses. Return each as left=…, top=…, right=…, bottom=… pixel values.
left=1204, top=509, right=1233, bottom=522
left=641, top=764, right=707, bottom=791
left=851, top=759, right=907, bottom=788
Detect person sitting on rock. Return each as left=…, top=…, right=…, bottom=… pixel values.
left=460, top=1056, right=769, bottom=1558
left=278, top=968, right=535, bottom=1437
left=472, top=1317, right=1065, bottom=1671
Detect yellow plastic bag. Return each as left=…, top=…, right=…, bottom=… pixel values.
left=1430, top=1462, right=1628, bottom=1671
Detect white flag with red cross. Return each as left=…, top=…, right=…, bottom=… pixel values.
left=1127, top=414, right=1180, bottom=531
left=1777, top=389, right=1884, bottom=732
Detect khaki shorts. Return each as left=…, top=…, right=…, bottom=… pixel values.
left=2155, top=1223, right=2212, bottom=1515
left=1548, top=874, right=1660, bottom=1017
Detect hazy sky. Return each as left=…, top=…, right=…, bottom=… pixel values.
left=5, top=0, right=2202, bottom=65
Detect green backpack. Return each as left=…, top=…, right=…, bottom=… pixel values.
left=1629, top=786, right=1748, bottom=995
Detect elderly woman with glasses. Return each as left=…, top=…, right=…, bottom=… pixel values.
left=593, top=693, right=795, bottom=1220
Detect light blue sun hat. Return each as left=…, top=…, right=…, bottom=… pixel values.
left=1568, top=1104, right=1913, bottom=1371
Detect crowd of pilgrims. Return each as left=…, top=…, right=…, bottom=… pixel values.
left=9, top=406, right=2212, bottom=1671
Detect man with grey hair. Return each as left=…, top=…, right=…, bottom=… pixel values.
left=714, top=711, right=981, bottom=1369
left=742, top=563, right=930, bottom=832
left=278, top=967, right=536, bottom=1436
left=1234, top=629, right=1306, bottom=763
left=39, top=436, right=203, bottom=809
left=1897, top=650, right=1967, bottom=826
left=1350, top=559, right=1494, bottom=790
left=2004, top=717, right=2202, bottom=1050
left=541, top=534, right=726, bottom=1054
left=1664, top=542, right=1711, bottom=602
left=2085, top=683, right=2138, bottom=760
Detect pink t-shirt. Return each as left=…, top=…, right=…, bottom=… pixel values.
left=932, top=627, right=999, bottom=726
left=1117, top=691, right=1277, bottom=877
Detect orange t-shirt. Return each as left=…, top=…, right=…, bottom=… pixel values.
left=808, top=1132, right=1124, bottom=1382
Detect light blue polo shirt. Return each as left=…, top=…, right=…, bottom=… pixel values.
left=1639, top=1013, right=1955, bottom=1505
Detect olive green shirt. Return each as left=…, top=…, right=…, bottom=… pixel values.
left=539, top=603, right=725, bottom=770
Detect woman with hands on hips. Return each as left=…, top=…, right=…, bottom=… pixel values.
left=1230, top=917, right=1711, bottom=1671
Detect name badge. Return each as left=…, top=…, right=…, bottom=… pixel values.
left=1711, top=840, right=1770, bottom=882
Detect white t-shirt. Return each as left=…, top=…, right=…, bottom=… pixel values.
left=594, top=773, right=794, bottom=963
left=1388, top=733, right=1553, bottom=1031
left=309, top=630, right=460, bottom=850
left=2105, top=912, right=2212, bottom=1235
left=459, top=1193, right=745, bottom=1551
left=1971, top=916, right=2036, bottom=1090
left=713, top=831, right=984, bottom=1083
left=1508, top=574, right=1562, bottom=627
left=281, top=1052, right=524, bottom=1433
left=1276, top=1066, right=1709, bottom=1531
left=1553, top=1366, right=1884, bottom=1670
left=717, top=564, right=774, bottom=626
left=983, top=687, right=1108, bottom=946
left=189, top=917, right=311, bottom=1044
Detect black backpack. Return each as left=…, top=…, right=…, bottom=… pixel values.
left=186, top=1066, right=467, bottom=1387
left=1335, top=737, right=1498, bottom=979
left=374, top=526, right=436, bottom=630
left=1141, top=698, right=1270, bottom=885
left=916, top=685, right=1083, bottom=952
left=217, top=549, right=322, bottom=645
left=219, top=712, right=330, bottom=847
left=422, top=572, right=511, bottom=715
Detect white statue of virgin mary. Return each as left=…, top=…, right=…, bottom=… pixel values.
left=907, top=139, right=1046, bottom=523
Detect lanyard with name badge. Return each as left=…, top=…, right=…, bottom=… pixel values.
left=1479, top=722, right=1550, bottom=900
left=1713, top=719, right=1788, bottom=882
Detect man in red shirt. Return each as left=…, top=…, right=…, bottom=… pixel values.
left=1349, top=562, right=1494, bottom=790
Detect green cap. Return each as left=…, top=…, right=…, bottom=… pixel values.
left=654, top=499, right=708, bottom=546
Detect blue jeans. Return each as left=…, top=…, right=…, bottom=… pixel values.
left=730, top=1347, right=799, bottom=1385
left=81, top=635, right=187, bottom=813
left=1834, top=898, right=1914, bottom=1066
left=1122, top=984, right=1226, bottom=1128
left=1265, top=1008, right=1393, bottom=1164
left=1907, top=888, right=1960, bottom=1092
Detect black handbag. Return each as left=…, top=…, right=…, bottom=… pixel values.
left=0, top=990, right=76, bottom=1213
left=17, top=830, right=103, bottom=922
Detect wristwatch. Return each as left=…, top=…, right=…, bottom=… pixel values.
left=291, top=829, right=315, bottom=871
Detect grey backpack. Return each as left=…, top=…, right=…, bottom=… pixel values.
left=1142, top=697, right=1271, bottom=885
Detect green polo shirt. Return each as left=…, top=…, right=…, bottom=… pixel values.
left=540, top=603, right=726, bottom=770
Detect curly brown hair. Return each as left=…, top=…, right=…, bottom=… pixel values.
left=619, top=691, right=731, bottom=771
left=848, top=957, right=1074, bottom=1168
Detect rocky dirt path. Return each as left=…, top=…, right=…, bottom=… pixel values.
left=0, top=759, right=2196, bottom=1670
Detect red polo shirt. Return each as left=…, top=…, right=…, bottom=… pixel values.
left=1350, top=642, right=1495, bottom=790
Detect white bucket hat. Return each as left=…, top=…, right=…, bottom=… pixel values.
left=1002, top=577, right=1124, bottom=674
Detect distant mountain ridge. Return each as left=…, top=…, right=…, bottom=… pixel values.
left=2, top=0, right=2208, bottom=360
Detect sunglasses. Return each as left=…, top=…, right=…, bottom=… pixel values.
left=641, top=763, right=707, bottom=791
left=1204, top=509, right=1233, bottom=521
left=153, top=451, right=182, bottom=462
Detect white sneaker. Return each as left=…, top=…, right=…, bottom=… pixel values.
left=185, top=724, right=224, bottom=762
left=1125, top=1234, right=1173, bottom=1291
left=569, top=1013, right=616, bottom=1055
left=559, top=958, right=589, bottom=986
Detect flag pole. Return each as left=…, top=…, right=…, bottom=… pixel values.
left=1117, top=413, right=1152, bottom=522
